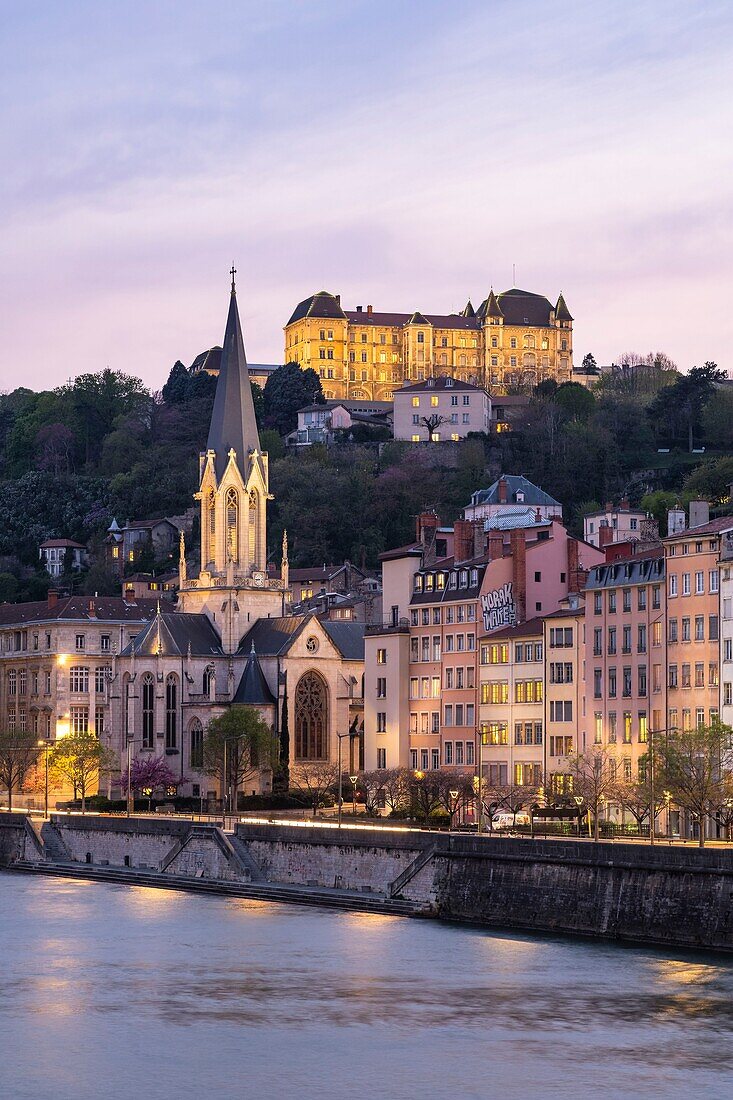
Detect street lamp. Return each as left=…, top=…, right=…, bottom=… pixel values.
left=336, top=728, right=359, bottom=828
left=126, top=738, right=143, bottom=819
left=449, top=788, right=459, bottom=832
left=37, top=740, right=51, bottom=818
left=573, top=795, right=584, bottom=838
left=349, top=774, right=358, bottom=817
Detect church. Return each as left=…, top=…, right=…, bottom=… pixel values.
left=108, top=274, right=365, bottom=802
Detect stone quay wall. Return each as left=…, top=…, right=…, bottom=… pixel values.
left=3, top=816, right=733, bottom=950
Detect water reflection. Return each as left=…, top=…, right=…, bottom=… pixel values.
left=1, top=872, right=733, bottom=1100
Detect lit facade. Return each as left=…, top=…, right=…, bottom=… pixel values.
left=285, top=288, right=573, bottom=401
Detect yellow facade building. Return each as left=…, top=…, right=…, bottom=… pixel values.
left=284, top=288, right=573, bottom=400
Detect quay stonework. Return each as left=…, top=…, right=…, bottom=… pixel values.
left=3, top=813, right=733, bottom=952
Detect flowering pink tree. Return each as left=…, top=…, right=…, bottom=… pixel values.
left=120, top=756, right=186, bottom=809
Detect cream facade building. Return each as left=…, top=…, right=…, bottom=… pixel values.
left=285, top=288, right=573, bottom=401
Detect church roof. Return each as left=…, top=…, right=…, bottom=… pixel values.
left=233, top=645, right=276, bottom=705
left=123, top=612, right=223, bottom=657
left=206, top=276, right=261, bottom=481
left=237, top=616, right=309, bottom=656
left=476, top=288, right=555, bottom=327
left=321, top=621, right=365, bottom=660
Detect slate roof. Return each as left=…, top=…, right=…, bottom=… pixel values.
left=39, top=539, right=86, bottom=549
left=233, top=645, right=276, bottom=705
left=398, top=377, right=486, bottom=394
left=462, top=300, right=475, bottom=318
left=190, top=346, right=222, bottom=373
left=483, top=615, right=545, bottom=641
left=123, top=612, right=223, bottom=657
left=477, top=288, right=555, bottom=327
left=238, top=616, right=309, bottom=656
left=321, top=621, right=365, bottom=660
left=585, top=555, right=665, bottom=590
left=470, top=474, right=561, bottom=509
left=206, top=281, right=261, bottom=481
left=664, top=516, right=733, bottom=540
left=0, top=597, right=157, bottom=627
left=407, top=311, right=431, bottom=326
left=286, top=291, right=347, bottom=326
left=483, top=509, right=552, bottom=532
left=555, top=293, right=573, bottom=322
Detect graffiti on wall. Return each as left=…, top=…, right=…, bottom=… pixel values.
left=480, top=582, right=516, bottom=632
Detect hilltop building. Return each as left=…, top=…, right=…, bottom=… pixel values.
left=284, top=288, right=573, bottom=400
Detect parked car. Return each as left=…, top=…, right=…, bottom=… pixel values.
left=492, top=811, right=531, bottom=830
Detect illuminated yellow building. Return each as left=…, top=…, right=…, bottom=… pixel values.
left=284, top=288, right=573, bottom=399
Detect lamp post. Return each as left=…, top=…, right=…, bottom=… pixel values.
left=36, top=740, right=50, bottom=819
left=475, top=725, right=488, bottom=834
left=449, top=788, right=459, bottom=832
left=573, top=794, right=584, bottom=838
left=350, top=775, right=358, bottom=817
left=336, top=729, right=359, bottom=828
left=126, top=738, right=143, bottom=819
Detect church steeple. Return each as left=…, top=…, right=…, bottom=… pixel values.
left=206, top=268, right=260, bottom=482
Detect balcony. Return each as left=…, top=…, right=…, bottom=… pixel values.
left=365, top=620, right=410, bottom=636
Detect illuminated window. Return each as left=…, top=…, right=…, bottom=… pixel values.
left=226, top=488, right=239, bottom=564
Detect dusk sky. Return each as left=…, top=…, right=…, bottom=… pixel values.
left=2, top=0, right=732, bottom=392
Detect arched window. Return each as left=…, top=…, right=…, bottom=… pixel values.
left=165, top=674, right=178, bottom=750
left=294, top=671, right=329, bottom=760
left=207, top=490, right=216, bottom=563
left=141, top=673, right=154, bottom=749
left=248, top=490, right=258, bottom=566
left=226, top=488, right=239, bottom=563
left=189, top=718, right=204, bottom=769
left=203, top=664, right=215, bottom=697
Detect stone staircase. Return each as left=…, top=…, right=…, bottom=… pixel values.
left=40, top=822, right=71, bottom=861
left=8, top=860, right=418, bottom=916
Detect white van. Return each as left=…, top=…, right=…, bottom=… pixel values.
left=492, top=811, right=531, bottom=830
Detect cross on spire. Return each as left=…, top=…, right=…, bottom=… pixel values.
left=230, top=264, right=237, bottom=292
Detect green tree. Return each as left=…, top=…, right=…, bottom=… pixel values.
left=682, top=457, right=733, bottom=506
left=554, top=382, right=595, bottom=422
left=50, top=733, right=117, bottom=812
left=655, top=723, right=733, bottom=847
left=581, top=352, right=599, bottom=374
left=0, top=730, right=40, bottom=809
left=648, top=362, right=725, bottom=451
left=202, top=708, right=275, bottom=808
left=702, top=386, right=733, bottom=450
left=263, top=362, right=324, bottom=435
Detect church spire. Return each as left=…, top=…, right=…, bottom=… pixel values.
left=206, top=269, right=260, bottom=481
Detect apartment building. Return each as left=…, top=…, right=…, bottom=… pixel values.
left=478, top=619, right=544, bottom=788
left=719, top=527, right=733, bottom=729
left=393, top=377, right=490, bottom=442
left=544, top=601, right=586, bottom=794
left=665, top=516, right=726, bottom=733
left=583, top=553, right=665, bottom=799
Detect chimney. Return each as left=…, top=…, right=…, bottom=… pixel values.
left=535, top=508, right=542, bottom=523
left=567, top=538, right=580, bottom=594
left=367, top=304, right=373, bottom=315
left=689, top=500, right=710, bottom=529
left=498, top=477, right=508, bottom=504
left=335, top=294, right=340, bottom=306
left=487, top=530, right=504, bottom=561
left=88, top=599, right=96, bottom=618
left=667, top=506, right=686, bottom=535
left=509, top=529, right=527, bottom=624
left=453, top=520, right=473, bottom=564
left=472, top=520, right=485, bottom=558
left=356, top=305, right=363, bottom=313
left=599, top=524, right=614, bottom=548
left=47, top=589, right=58, bottom=608
left=416, top=511, right=440, bottom=564
left=620, top=498, right=630, bottom=510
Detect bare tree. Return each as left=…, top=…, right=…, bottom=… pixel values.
left=0, top=730, right=41, bottom=810
left=420, top=414, right=448, bottom=442
left=358, top=770, right=388, bottom=816
left=375, top=768, right=411, bottom=816
left=493, top=781, right=538, bottom=827
left=409, top=770, right=444, bottom=826
left=614, top=757, right=667, bottom=837
left=437, top=772, right=474, bottom=827
left=656, top=723, right=733, bottom=848
left=568, top=747, right=618, bottom=842
left=289, top=761, right=339, bottom=816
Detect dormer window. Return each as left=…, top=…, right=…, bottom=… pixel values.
left=449, top=572, right=457, bottom=589
left=437, top=572, right=445, bottom=590
left=425, top=574, right=434, bottom=592
left=516, top=491, right=525, bottom=503
left=459, top=570, right=468, bottom=588
left=470, top=568, right=478, bottom=586
left=414, top=575, right=424, bottom=592
left=446, top=378, right=454, bottom=387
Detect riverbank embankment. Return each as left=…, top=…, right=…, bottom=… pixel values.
left=2, top=813, right=733, bottom=950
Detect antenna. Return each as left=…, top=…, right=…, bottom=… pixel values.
left=512, top=263, right=516, bottom=287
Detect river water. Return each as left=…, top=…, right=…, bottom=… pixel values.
left=1, top=873, right=732, bottom=1100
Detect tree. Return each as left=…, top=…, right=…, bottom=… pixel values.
left=682, top=457, right=733, bottom=506
left=567, top=747, right=618, bottom=841
left=119, top=756, right=186, bottom=810
left=581, top=352, right=599, bottom=375
left=289, top=760, right=339, bottom=816
left=648, top=362, right=725, bottom=451
left=702, top=387, right=733, bottom=450
left=376, top=768, right=411, bottom=816
left=420, top=414, right=449, bottom=442
left=263, top=362, right=324, bottom=435
left=655, top=723, right=733, bottom=847
left=492, top=780, right=538, bottom=826
left=554, top=382, right=595, bottom=422
left=0, top=730, right=40, bottom=809
left=408, top=769, right=444, bottom=826
left=35, top=423, right=76, bottom=474
left=437, top=772, right=474, bottom=826
left=202, top=708, right=275, bottom=808
left=614, top=765, right=666, bottom=837
left=49, top=734, right=117, bottom=812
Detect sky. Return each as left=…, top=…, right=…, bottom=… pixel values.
left=1, top=0, right=732, bottom=392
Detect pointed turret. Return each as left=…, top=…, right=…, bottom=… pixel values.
left=233, top=643, right=276, bottom=705
left=485, top=288, right=503, bottom=319
left=462, top=299, right=475, bottom=318
left=206, top=268, right=260, bottom=481
left=555, top=292, right=573, bottom=322
left=405, top=310, right=430, bottom=326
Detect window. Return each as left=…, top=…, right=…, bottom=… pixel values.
left=695, top=663, right=704, bottom=688
left=608, top=591, right=617, bottom=614
left=710, top=569, right=719, bottom=593
left=682, top=573, right=691, bottom=596
left=710, top=615, right=719, bottom=641
left=376, top=712, right=387, bottom=733
left=623, top=667, right=632, bottom=697
left=376, top=677, right=387, bottom=698
left=695, top=571, right=704, bottom=595
left=100, top=634, right=111, bottom=653
left=623, top=712, right=632, bottom=744
left=376, top=648, right=386, bottom=665
left=75, top=634, right=86, bottom=651
left=95, top=666, right=110, bottom=693
left=695, top=616, right=704, bottom=642
left=682, top=618, right=690, bottom=642
left=669, top=619, right=678, bottom=643
left=594, top=713, right=603, bottom=744
left=377, top=747, right=387, bottom=769
left=669, top=576, right=678, bottom=597
left=70, top=666, right=89, bottom=693
left=549, top=701, right=573, bottom=722
left=70, top=706, right=88, bottom=735
left=142, top=673, right=155, bottom=749
left=669, top=664, right=678, bottom=688
left=95, top=706, right=105, bottom=737
left=623, top=589, right=631, bottom=612
left=184, top=719, right=203, bottom=770
left=638, top=625, right=647, bottom=653
left=638, top=588, right=647, bottom=611
left=638, top=665, right=647, bottom=696
left=652, top=585, right=661, bottom=609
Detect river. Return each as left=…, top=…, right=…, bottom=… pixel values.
left=1, top=872, right=732, bottom=1099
